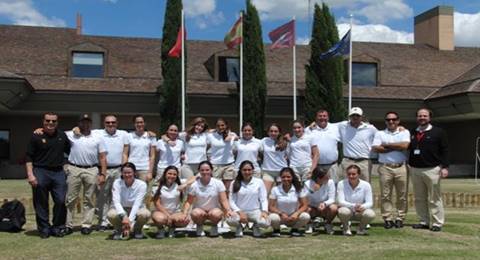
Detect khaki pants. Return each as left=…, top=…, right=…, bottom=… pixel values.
left=107, top=207, right=151, bottom=233
left=410, top=166, right=445, bottom=227
left=96, top=167, right=121, bottom=226
left=317, top=163, right=339, bottom=183
left=291, top=166, right=311, bottom=181
left=269, top=212, right=310, bottom=229
left=137, top=170, right=153, bottom=203
left=65, top=165, right=98, bottom=228
left=338, top=207, right=375, bottom=229
left=378, top=164, right=408, bottom=221
left=226, top=209, right=270, bottom=228
left=340, top=158, right=371, bottom=182
left=212, top=163, right=236, bottom=180
left=262, top=170, right=281, bottom=183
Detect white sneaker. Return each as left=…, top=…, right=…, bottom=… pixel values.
left=366, top=224, right=371, bottom=229
left=134, top=232, right=144, bottom=239
left=155, top=229, right=165, bottom=239
left=209, top=225, right=219, bottom=237
left=271, top=229, right=281, bottom=237
left=196, top=225, right=205, bottom=237
left=343, top=226, right=352, bottom=236
left=324, top=224, right=334, bottom=235
left=235, top=226, right=243, bottom=237
left=252, top=225, right=261, bottom=238
left=357, top=226, right=368, bottom=235
left=305, top=224, right=313, bottom=234
left=168, top=227, right=175, bottom=238
left=112, top=231, right=122, bottom=240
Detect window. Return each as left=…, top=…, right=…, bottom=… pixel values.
left=352, top=62, right=377, bottom=87
left=71, top=52, right=104, bottom=78
left=0, top=130, right=9, bottom=159
left=218, top=57, right=239, bottom=82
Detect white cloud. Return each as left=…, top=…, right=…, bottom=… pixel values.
left=184, top=0, right=215, bottom=17
left=0, top=0, right=66, bottom=27
left=454, top=11, right=480, bottom=47
left=337, top=23, right=413, bottom=43
left=102, top=0, right=118, bottom=3
left=252, top=0, right=412, bottom=24
left=296, top=36, right=310, bottom=45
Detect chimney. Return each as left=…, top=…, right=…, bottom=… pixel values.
left=76, top=13, right=82, bottom=35
left=414, top=6, right=454, bottom=51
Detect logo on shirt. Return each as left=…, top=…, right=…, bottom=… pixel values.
left=41, top=138, right=46, bottom=144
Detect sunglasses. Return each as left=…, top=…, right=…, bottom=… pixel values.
left=385, top=118, right=399, bottom=122
left=45, top=120, right=57, bottom=123
left=105, top=121, right=117, bottom=124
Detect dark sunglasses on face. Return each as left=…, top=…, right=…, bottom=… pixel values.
left=105, top=121, right=117, bottom=124
left=45, top=120, right=57, bottom=123
left=385, top=118, right=398, bottom=122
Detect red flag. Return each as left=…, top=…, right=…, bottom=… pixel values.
left=224, top=16, right=243, bottom=49
left=168, top=26, right=186, bottom=58
left=268, top=20, right=295, bottom=50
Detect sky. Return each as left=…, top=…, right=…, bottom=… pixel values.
left=1, top=0, right=480, bottom=47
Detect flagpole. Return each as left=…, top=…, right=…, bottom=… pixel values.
left=181, top=9, right=186, bottom=131
left=292, top=16, right=297, bottom=120
left=348, top=14, right=353, bottom=112
left=239, top=11, right=244, bottom=136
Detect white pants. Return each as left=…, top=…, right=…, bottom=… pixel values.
left=226, top=209, right=270, bottom=228
left=269, top=212, right=310, bottom=229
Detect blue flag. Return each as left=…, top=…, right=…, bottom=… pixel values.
left=319, top=30, right=351, bottom=60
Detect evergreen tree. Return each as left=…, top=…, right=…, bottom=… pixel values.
left=304, top=3, right=346, bottom=123
left=243, top=0, right=267, bottom=136
left=159, top=0, right=185, bottom=132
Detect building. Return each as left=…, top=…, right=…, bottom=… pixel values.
left=1, top=5, right=479, bottom=178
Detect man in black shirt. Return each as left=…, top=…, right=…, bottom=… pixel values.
left=25, top=113, right=71, bottom=238
left=408, top=108, right=448, bottom=232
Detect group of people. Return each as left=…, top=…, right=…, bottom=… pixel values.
left=25, top=106, right=449, bottom=240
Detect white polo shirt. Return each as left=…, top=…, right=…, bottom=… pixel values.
left=156, top=139, right=184, bottom=169
left=229, top=177, right=268, bottom=212
left=189, top=178, right=226, bottom=211
left=92, top=129, right=128, bottom=167
left=305, top=123, right=340, bottom=164
left=288, top=134, right=316, bottom=168
left=338, top=121, right=378, bottom=159
left=157, top=183, right=182, bottom=214
left=207, top=132, right=237, bottom=165
left=269, top=185, right=308, bottom=215
left=304, top=179, right=336, bottom=207
left=261, top=137, right=288, bottom=171
left=126, top=132, right=156, bottom=171
left=66, top=131, right=106, bottom=166
left=179, top=132, right=208, bottom=164
left=372, top=128, right=410, bottom=164
left=112, top=178, right=147, bottom=222
left=233, top=137, right=262, bottom=171
left=337, top=179, right=373, bottom=210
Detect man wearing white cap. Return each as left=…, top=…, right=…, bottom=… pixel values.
left=338, top=107, right=378, bottom=182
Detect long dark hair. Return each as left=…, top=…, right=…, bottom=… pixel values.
left=279, top=167, right=303, bottom=193
left=216, top=118, right=230, bottom=140
left=233, top=160, right=255, bottom=193
left=121, top=162, right=137, bottom=179
left=267, top=123, right=287, bottom=151
left=186, top=117, right=208, bottom=142
left=311, top=166, right=328, bottom=181
left=153, top=166, right=183, bottom=201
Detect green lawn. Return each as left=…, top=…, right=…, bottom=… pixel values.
left=0, top=179, right=479, bottom=259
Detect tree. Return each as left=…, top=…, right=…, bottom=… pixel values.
left=243, top=0, right=267, bottom=136
left=304, top=3, right=346, bottom=123
left=159, top=0, right=185, bottom=132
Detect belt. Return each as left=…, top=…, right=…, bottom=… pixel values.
left=35, top=165, right=64, bottom=171
left=381, top=163, right=404, bottom=168
left=319, top=162, right=337, bottom=166
left=107, top=165, right=122, bottom=169
left=69, top=162, right=98, bottom=169
left=344, top=157, right=369, bottom=162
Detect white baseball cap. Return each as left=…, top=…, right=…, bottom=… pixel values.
left=349, top=107, right=363, bottom=116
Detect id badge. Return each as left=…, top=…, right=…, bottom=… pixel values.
left=414, top=149, right=421, bottom=155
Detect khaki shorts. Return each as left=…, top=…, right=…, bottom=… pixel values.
left=262, top=170, right=281, bottom=183
left=212, top=163, right=236, bottom=180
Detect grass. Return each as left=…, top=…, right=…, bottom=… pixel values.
left=0, top=179, right=479, bottom=259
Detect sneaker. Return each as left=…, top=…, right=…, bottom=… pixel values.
left=384, top=220, right=395, bottom=229
left=430, top=226, right=442, bottom=232
left=305, top=224, right=313, bottom=234
left=63, top=227, right=73, bottom=235
left=112, top=231, right=122, bottom=240
left=168, top=227, right=175, bottom=238
left=356, top=227, right=368, bottom=235
left=156, top=229, right=165, bottom=239
left=196, top=225, right=205, bottom=237
left=290, top=228, right=302, bottom=237
left=80, top=227, right=92, bottom=235
left=412, top=223, right=429, bottom=229
left=324, top=223, right=334, bottom=235
left=395, top=220, right=404, bottom=228
left=365, top=224, right=371, bottom=229
left=252, top=225, right=261, bottom=238
left=97, top=225, right=108, bottom=232
left=39, top=231, right=50, bottom=239
left=235, top=226, right=243, bottom=237
left=271, top=229, right=281, bottom=237
left=134, top=232, right=145, bottom=239
left=209, top=225, right=219, bottom=237
left=343, top=225, right=352, bottom=236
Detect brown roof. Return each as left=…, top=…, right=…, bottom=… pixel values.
left=428, top=63, right=480, bottom=99
left=0, top=69, right=23, bottom=79
left=2, top=24, right=480, bottom=100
